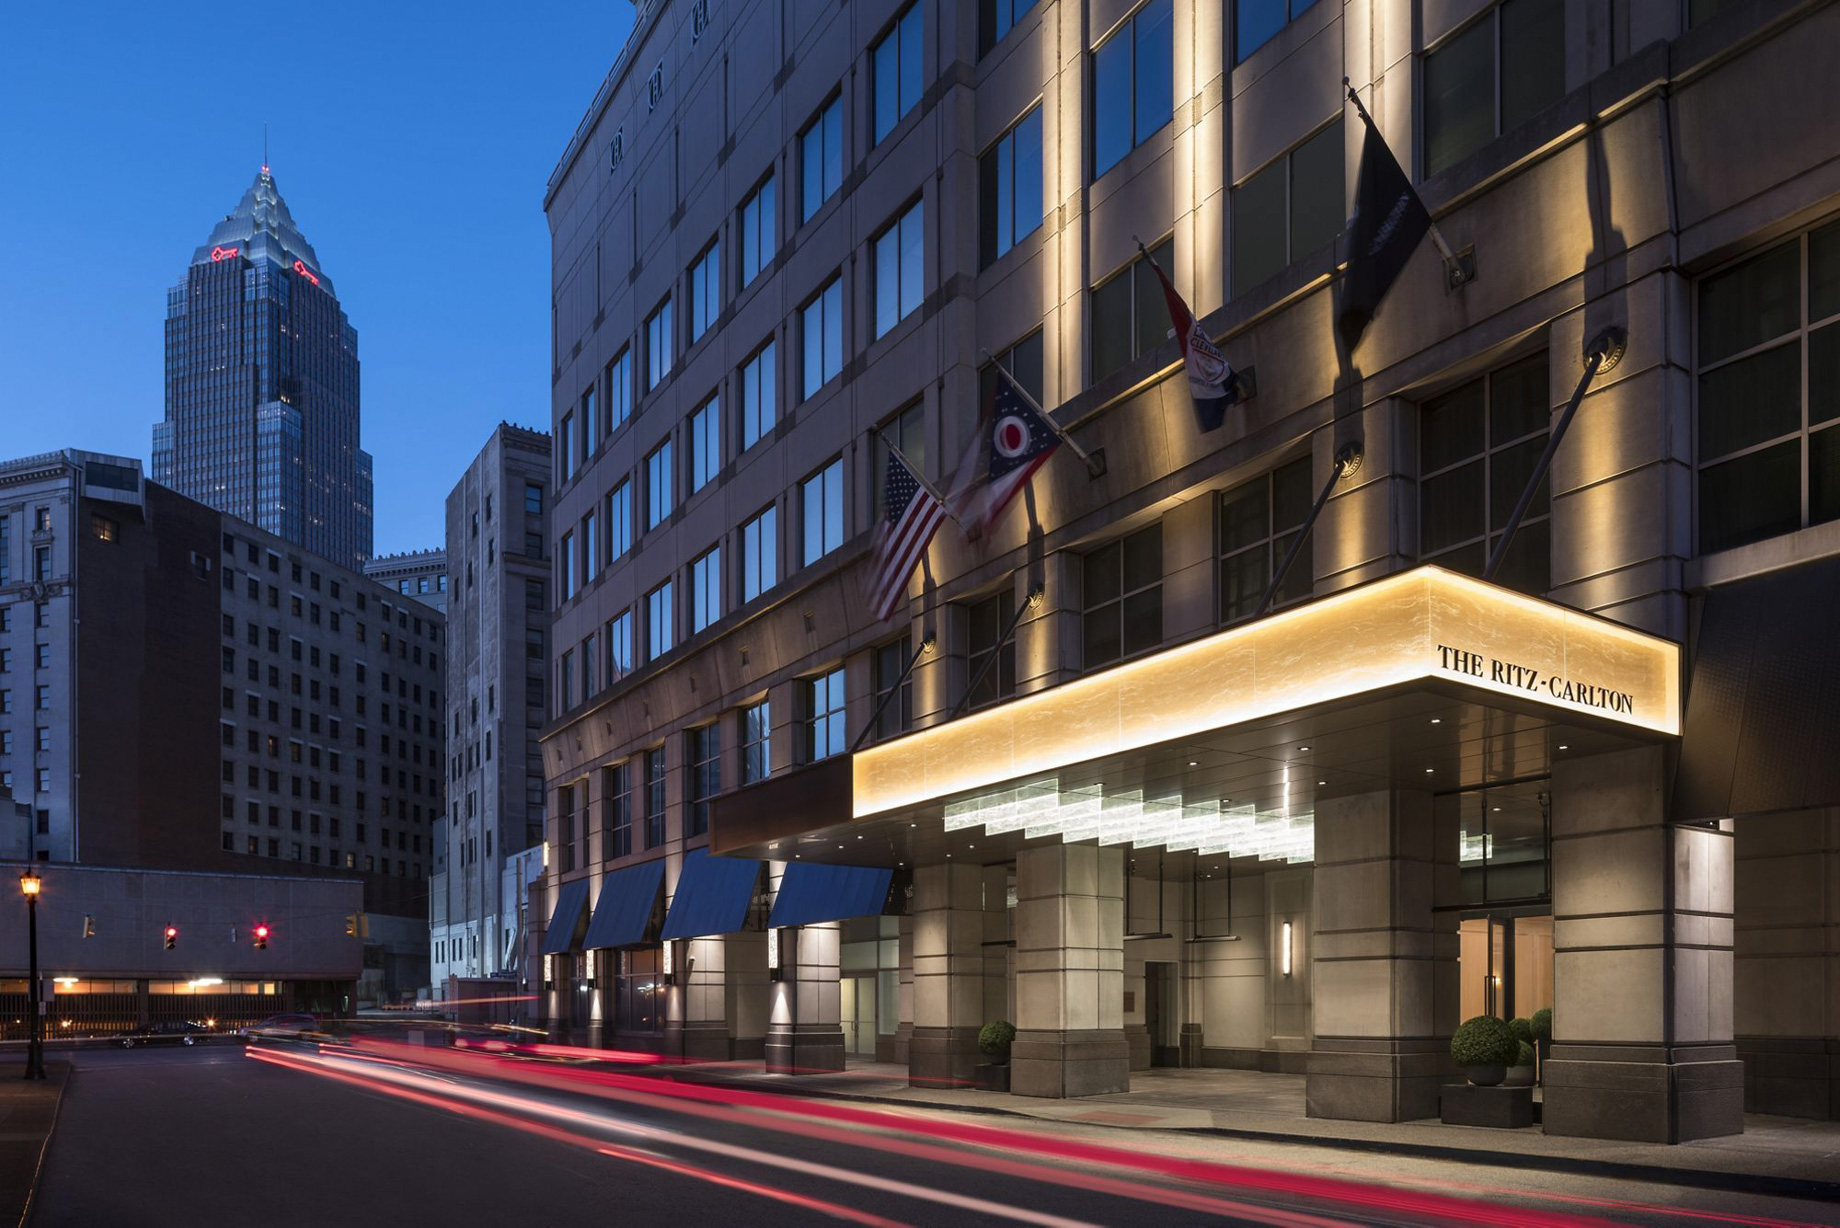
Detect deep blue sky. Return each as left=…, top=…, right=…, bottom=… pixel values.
left=0, top=3, right=632, bottom=556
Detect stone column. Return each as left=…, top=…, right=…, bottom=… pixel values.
left=670, top=933, right=769, bottom=1060
left=1307, top=788, right=1457, bottom=1122
left=1012, top=843, right=1129, bottom=1097
left=892, top=913, right=914, bottom=1066
left=910, top=863, right=987, bottom=1087
left=765, top=921, right=843, bottom=1074
left=1543, top=746, right=1744, bottom=1141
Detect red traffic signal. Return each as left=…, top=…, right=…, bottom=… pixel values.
left=253, top=924, right=270, bottom=950
left=163, top=925, right=178, bottom=950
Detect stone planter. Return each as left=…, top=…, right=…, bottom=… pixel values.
left=1441, top=1083, right=1534, bottom=1128
left=978, top=1062, right=1011, bottom=1093
left=1503, top=1064, right=1535, bottom=1087
left=1462, top=1064, right=1506, bottom=1087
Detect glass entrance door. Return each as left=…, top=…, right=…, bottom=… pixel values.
left=839, top=975, right=877, bottom=1058
left=1459, top=912, right=1552, bottom=1023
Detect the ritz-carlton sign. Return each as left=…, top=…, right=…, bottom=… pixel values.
left=1436, top=643, right=1636, bottom=716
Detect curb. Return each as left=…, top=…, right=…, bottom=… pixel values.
left=640, top=1070, right=1840, bottom=1205
left=8, top=1062, right=70, bottom=1228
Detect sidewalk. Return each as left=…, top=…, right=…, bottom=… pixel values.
left=0, top=1060, right=70, bottom=1228
left=648, top=1061, right=1840, bottom=1199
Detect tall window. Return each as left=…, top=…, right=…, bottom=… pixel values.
left=560, top=530, right=577, bottom=601
left=646, top=580, right=676, bottom=660
left=801, top=95, right=844, bottom=222
left=803, top=277, right=844, bottom=399
left=646, top=297, right=674, bottom=390
left=805, top=668, right=847, bottom=761
left=606, top=480, right=631, bottom=564
left=689, top=545, right=722, bottom=634
left=980, top=330, right=1045, bottom=407
left=557, top=782, right=577, bottom=872
left=581, top=384, right=597, bottom=454
left=872, top=3, right=924, bottom=143
left=874, top=200, right=926, bottom=338
left=1419, top=352, right=1552, bottom=594
left=559, top=649, right=576, bottom=713
left=1423, top=0, right=1564, bottom=179
left=740, top=341, right=778, bottom=449
left=603, top=763, right=632, bottom=860
left=1232, top=119, right=1343, bottom=295
left=965, top=591, right=1017, bottom=709
left=1697, top=221, right=1840, bottom=554
left=1219, top=457, right=1313, bottom=622
left=689, top=396, right=721, bottom=493
left=646, top=440, right=675, bottom=530
left=980, top=107, right=1044, bottom=267
left=1092, top=0, right=1173, bottom=179
left=740, top=175, right=777, bottom=288
left=1236, top=0, right=1317, bottom=62
left=979, top=0, right=1039, bottom=55
left=741, top=505, right=778, bottom=601
left=0, top=517, right=8, bottom=584
left=685, top=724, right=721, bottom=838
left=871, top=636, right=913, bottom=741
left=741, top=699, right=770, bottom=783
left=525, top=483, right=543, bottom=515
left=559, top=412, right=576, bottom=482
left=802, top=459, right=845, bottom=565
left=1091, top=237, right=1173, bottom=383
left=1083, top=523, right=1162, bottom=669
left=874, top=402, right=926, bottom=520
left=644, top=748, right=667, bottom=847
left=605, top=610, right=633, bottom=681
left=606, top=348, right=632, bottom=433
left=688, top=240, right=721, bottom=342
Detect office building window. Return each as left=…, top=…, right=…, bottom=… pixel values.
left=873, top=200, right=925, bottom=338
left=560, top=530, right=577, bottom=601
left=525, top=483, right=543, bottom=515
left=1232, top=118, right=1343, bottom=295
left=1236, top=0, right=1317, bottom=62
left=1092, top=0, right=1173, bottom=179
left=979, top=0, right=1039, bottom=54
left=0, top=517, right=7, bottom=584
left=802, top=458, right=845, bottom=566
left=607, top=480, right=632, bottom=564
left=689, top=396, right=721, bottom=492
left=979, top=330, right=1046, bottom=408
left=1419, top=352, right=1551, bottom=594
left=1091, top=237, right=1173, bottom=384
left=965, top=590, right=1018, bottom=710
left=604, top=763, right=632, bottom=860
left=872, top=3, right=924, bottom=143
left=559, top=412, right=575, bottom=483
left=739, top=174, right=777, bottom=288
left=871, top=636, right=913, bottom=741
left=980, top=107, right=1044, bottom=268
left=740, top=341, right=778, bottom=450
left=873, top=402, right=926, bottom=514
left=803, top=277, right=844, bottom=399
left=605, top=610, right=633, bottom=681
left=1423, top=0, right=1564, bottom=179
left=646, top=297, right=674, bottom=390
left=741, top=505, right=778, bottom=602
left=741, top=699, right=770, bottom=784
left=35, top=547, right=51, bottom=582
left=646, top=580, right=675, bottom=660
left=1083, top=522, right=1162, bottom=669
left=685, top=724, right=720, bottom=838
left=688, top=240, right=721, bottom=342
left=1697, top=221, right=1840, bottom=553
left=646, top=440, right=675, bottom=530
left=91, top=513, right=118, bottom=542
left=689, top=545, right=722, bottom=634
left=558, top=782, right=577, bottom=872
left=606, top=347, right=632, bottom=433
left=583, top=509, right=601, bottom=580
left=804, top=667, right=847, bottom=762
left=1220, top=456, right=1314, bottom=622
left=801, top=94, right=844, bottom=222
left=644, top=748, right=667, bottom=847
left=581, top=385, right=597, bottom=455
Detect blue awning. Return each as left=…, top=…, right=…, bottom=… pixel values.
left=660, top=848, right=763, bottom=940
left=539, top=878, right=591, bottom=955
left=584, top=859, right=667, bottom=950
left=768, top=863, right=894, bottom=928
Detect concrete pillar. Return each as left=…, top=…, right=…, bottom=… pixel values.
left=1012, top=843, right=1129, bottom=1097
left=981, top=864, right=1012, bottom=1025
left=669, top=933, right=769, bottom=1060
left=910, top=863, right=988, bottom=1086
left=1734, top=808, right=1839, bottom=1120
left=1307, top=788, right=1457, bottom=1122
left=765, top=922, right=843, bottom=1074
left=1544, top=746, right=1743, bottom=1142
left=892, top=913, right=914, bottom=1066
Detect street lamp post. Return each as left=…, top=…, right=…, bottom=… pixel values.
left=20, top=870, right=45, bottom=1080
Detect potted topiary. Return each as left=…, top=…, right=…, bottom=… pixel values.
left=1510, top=1017, right=1533, bottom=1047
left=1503, top=1040, right=1535, bottom=1086
left=1530, top=1007, right=1553, bottom=1083
left=978, top=1020, right=1017, bottom=1092
left=1450, top=1015, right=1520, bottom=1086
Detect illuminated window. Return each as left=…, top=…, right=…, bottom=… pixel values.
left=90, top=513, right=118, bottom=542
left=1423, top=0, right=1564, bottom=179
left=873, top=200, right=925, bottom=338
left=740, top=341, right=778, bottom=450
left=872, top=3, right=924, bottom=144
left=980, top=107, right=1044, bottom=268
left=1083, top=522, right=1162, bottom=669
left=1232, top=118, right=1343, bottom=296
left=739, top=175, right=777, bottom=288
left=1092, top=0, right=1173, bottom=179
left=801, top=95, right=844, bottom=222
left=1219, top=456, right=1313, bottom=622
left=1091, top=237, right=1172, bottom=384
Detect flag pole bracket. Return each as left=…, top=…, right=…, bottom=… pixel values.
left=1445, top=246, right=1477, bottom=291
left=1084, top=447, right=1107, bottom=478
left=1231, top=365, right=1257, bottom=400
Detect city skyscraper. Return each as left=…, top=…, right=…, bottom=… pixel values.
left=154, top=167, right=373, bottom=567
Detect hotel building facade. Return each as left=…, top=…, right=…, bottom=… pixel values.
left=538, top=0, right=1840, bottom=1141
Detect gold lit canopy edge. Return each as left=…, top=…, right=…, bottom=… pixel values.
left=851, top=565, right=1680, bottom=819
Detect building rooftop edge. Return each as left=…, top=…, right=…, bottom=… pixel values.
left=545, top=0, right=659, bottom=209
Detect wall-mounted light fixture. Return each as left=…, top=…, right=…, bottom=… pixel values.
left=661, top=941, right=673, bottom=978
left=767, top=927, right=782, bottom=981
left=1281, top=921, right=1294, bottom=978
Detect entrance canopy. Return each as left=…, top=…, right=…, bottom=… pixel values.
left=714, top=567, right=1679, bottom=870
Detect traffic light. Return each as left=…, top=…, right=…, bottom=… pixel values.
left=82, top=914, right=95, bottom=939
left=343, top=911, right=368, bottom=938
left=163, top=925, right=178, bottom=950
left=253, top=924, right=269, bottom=950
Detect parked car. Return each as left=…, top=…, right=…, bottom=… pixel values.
left=119, top=1020, right=212, bottom=1048
left=238, top=1013, right=325, bottom=1043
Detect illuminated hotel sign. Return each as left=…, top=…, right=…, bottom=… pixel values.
left=209, top=245, right=240, bottom=262
left=292, top=258, right=321, bottom=286
left=851, top=566, right=1680, bottom=819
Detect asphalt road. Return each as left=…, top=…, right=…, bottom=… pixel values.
left=28, top=1044, right=1840, bottom=1228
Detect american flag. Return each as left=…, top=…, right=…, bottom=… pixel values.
left=869, top=446, right=947, bottom=622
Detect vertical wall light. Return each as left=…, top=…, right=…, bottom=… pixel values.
left=767, top=927, right=781, bottom=973
left=1281, top=921, right=1293, bottom=977
left=661, top=940, right=674, bottom=978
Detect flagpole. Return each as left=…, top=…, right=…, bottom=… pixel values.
left=1342, top=79, right=1471, bottom=287
left=977, top=351, right=1105, bottom=478
left=850, top=632, right=935, bottom=753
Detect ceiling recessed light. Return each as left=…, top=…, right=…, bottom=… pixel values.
left=856, top=834, right=863, bottom=839
left=1299, top=745, right=1312, bottom=752
left=968, top=844, right=975, bottom=849
left=1188, top=760, right=1198, bottom=768
left=1558, top=744, right=1569, bottom=751
left=1430, top=718, right=1442, bottom=725
left=1492, top=806, right=1502, bottom=812
left=1318, top=780, right=1327, bottom=786
left=1424, top=767, right=1435, bottom=774
left=909, top=823, right=917, bottom=828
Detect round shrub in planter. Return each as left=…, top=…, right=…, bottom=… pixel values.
left=1510, top=1017, right=1533, bottom=1045
left=1451, top=1015, right=1520, bottom=1086
left=1503, top=1040, right=1536, bottom=1087
left=978, top=1020, right=1017, bottom=1065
